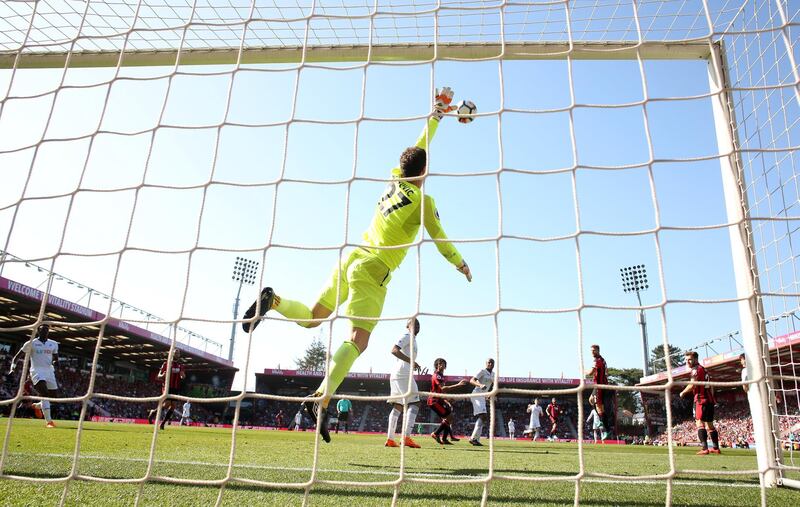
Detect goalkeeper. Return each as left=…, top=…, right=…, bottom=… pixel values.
left=243, top=87, right=472, bottom=443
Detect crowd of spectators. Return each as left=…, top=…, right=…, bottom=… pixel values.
left=0, top=357, right=223, bottom=425
left=647, top=398, right=800, bottom=449
left=7, top=343, right=798, bottom=446
left=245, top=394, right=586, bottom=439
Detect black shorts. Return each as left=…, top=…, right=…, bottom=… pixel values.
left=338, top=411, right=350, bottom=422
left=696, top=402, right=714, bottom=423
left=594, top=388, right=614, bottom=411
left=429, top=400, right=452, bottom=418
left=166, top=384, right=188, bottom=397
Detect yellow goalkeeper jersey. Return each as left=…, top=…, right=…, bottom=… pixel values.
left=362, top=117, right=463, bottom=272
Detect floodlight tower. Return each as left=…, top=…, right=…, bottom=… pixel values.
left=620, top=264, right=651, bottom=376
left=230, top=257, right=259, bottom=361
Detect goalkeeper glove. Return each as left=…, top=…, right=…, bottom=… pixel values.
left=9, top=363, right=16, bottom=374
left=433, top=87, right=456, bottom=121
left=457, top=261, right=472, bottom=282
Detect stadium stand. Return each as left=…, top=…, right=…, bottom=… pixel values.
left=0, top=275, right=237, bottom=425
left=639, top=334, right=800, bottom=448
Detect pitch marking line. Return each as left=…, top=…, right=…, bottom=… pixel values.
left=7, top=453, right=762, bottom=488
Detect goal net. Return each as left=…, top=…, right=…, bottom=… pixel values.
left=0, top=0, right=798, bottom=505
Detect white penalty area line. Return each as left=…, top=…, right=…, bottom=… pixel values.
left=7, top=453, right=763, bottom=489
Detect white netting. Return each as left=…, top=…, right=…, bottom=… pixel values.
left=724, top=0, right=800, bottom=486
left=0, top=0, right=798, bottom=505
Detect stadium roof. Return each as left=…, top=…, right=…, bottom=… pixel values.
left=638, top=331, right=800, bottom=387
left=0, top=276, right=236, bottom=373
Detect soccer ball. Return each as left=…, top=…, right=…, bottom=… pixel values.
left=456, top=100, right=477, bottom=124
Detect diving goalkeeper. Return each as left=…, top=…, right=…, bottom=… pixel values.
left=242, top=87, right=472, bottom=443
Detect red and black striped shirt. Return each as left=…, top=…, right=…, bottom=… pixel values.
left=159, top=361, right=185, bottom=389
left=427, top=371, right=444, bottom=406
left=691, top=364, right=715, bottom=404
left=594, top=355, right=608, bottom=385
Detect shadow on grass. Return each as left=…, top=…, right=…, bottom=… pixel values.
left=464, top=447, right=568, bottom=456
left=3, top=466, right=760, bottom=489
left=348, top=461, right=578, bottom=477
left=145, top=479, right=729, bottom=507
left=75, top=426, right=132, bottom=432
left=3, top=470, right=763, bottom=507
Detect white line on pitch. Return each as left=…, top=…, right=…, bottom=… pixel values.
left=6, top=453, right=762, bottom=488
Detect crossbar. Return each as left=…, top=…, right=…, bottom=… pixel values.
left=0, top=41, right=712, bottom=69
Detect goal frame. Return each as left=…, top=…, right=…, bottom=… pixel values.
left=0, top=35, right=792, bottom=492
left=707, top=41, right=781, bottom=488
left=0, top=41, right=713, bottom=69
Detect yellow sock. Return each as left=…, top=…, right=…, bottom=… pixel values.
left=316, top=341, right=360, bottom=407
left=273, top=296, right=313, bottom=328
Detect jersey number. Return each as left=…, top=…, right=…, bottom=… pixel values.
left=378, top=183, right=412, bottom=217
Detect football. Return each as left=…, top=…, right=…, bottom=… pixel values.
left=456, top=100, right=477, bottom=123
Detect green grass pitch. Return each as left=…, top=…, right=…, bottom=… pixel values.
left=0, top=419, right=796, bottom=506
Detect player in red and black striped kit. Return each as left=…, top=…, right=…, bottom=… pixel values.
left=585, top=344, right=612, bottom=436
left=546, top=397, right=561, bottom=439
left=148, top=349, right=187, bottom=430
left=680, top=350, right=721, bottom=455
left=428, top=358, right=467, bottom=445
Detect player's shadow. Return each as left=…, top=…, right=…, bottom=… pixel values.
left=76, top=426, right=127, bottom=432
left=347, top=461, right=575, bottom=478
left=461, top=447, right=558, bottom=455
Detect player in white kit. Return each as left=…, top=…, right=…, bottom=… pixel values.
left=180, top=401, right=192, bottom=425
left=507, top=418, right=516, bottom=440
left=9, top=324, right=59, bottom=428
left=385, top=318, right=423, bottom=449
left=526, top=398, right=543, bottom=441
left=468, top=358, right=495, bottom=446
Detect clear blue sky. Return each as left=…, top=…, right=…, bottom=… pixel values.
left=0, top=53, right=747, bottom=390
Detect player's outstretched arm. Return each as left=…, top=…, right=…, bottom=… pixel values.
left=441, top=379, right=468, bottom=392
left=411, top=87, right=454, bottom=153
left=8, top=352, right=20, bottom=373
left=8, top=342, right=30, bottom=373
left=422, top=196, right=471, bottom=282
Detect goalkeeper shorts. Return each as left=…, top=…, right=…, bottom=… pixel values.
left=317, top=248, right=392, bottom=333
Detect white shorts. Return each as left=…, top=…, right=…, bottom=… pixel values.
left=529, top=418, right=541, bottom=429
left=471, top=395, right=487, bottom=416
left=30, top=369, right=58, bottom=390
left=388, top=375, right=420, bottom=404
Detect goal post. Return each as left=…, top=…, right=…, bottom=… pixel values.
left=707, top=40, right=780, bottom=488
